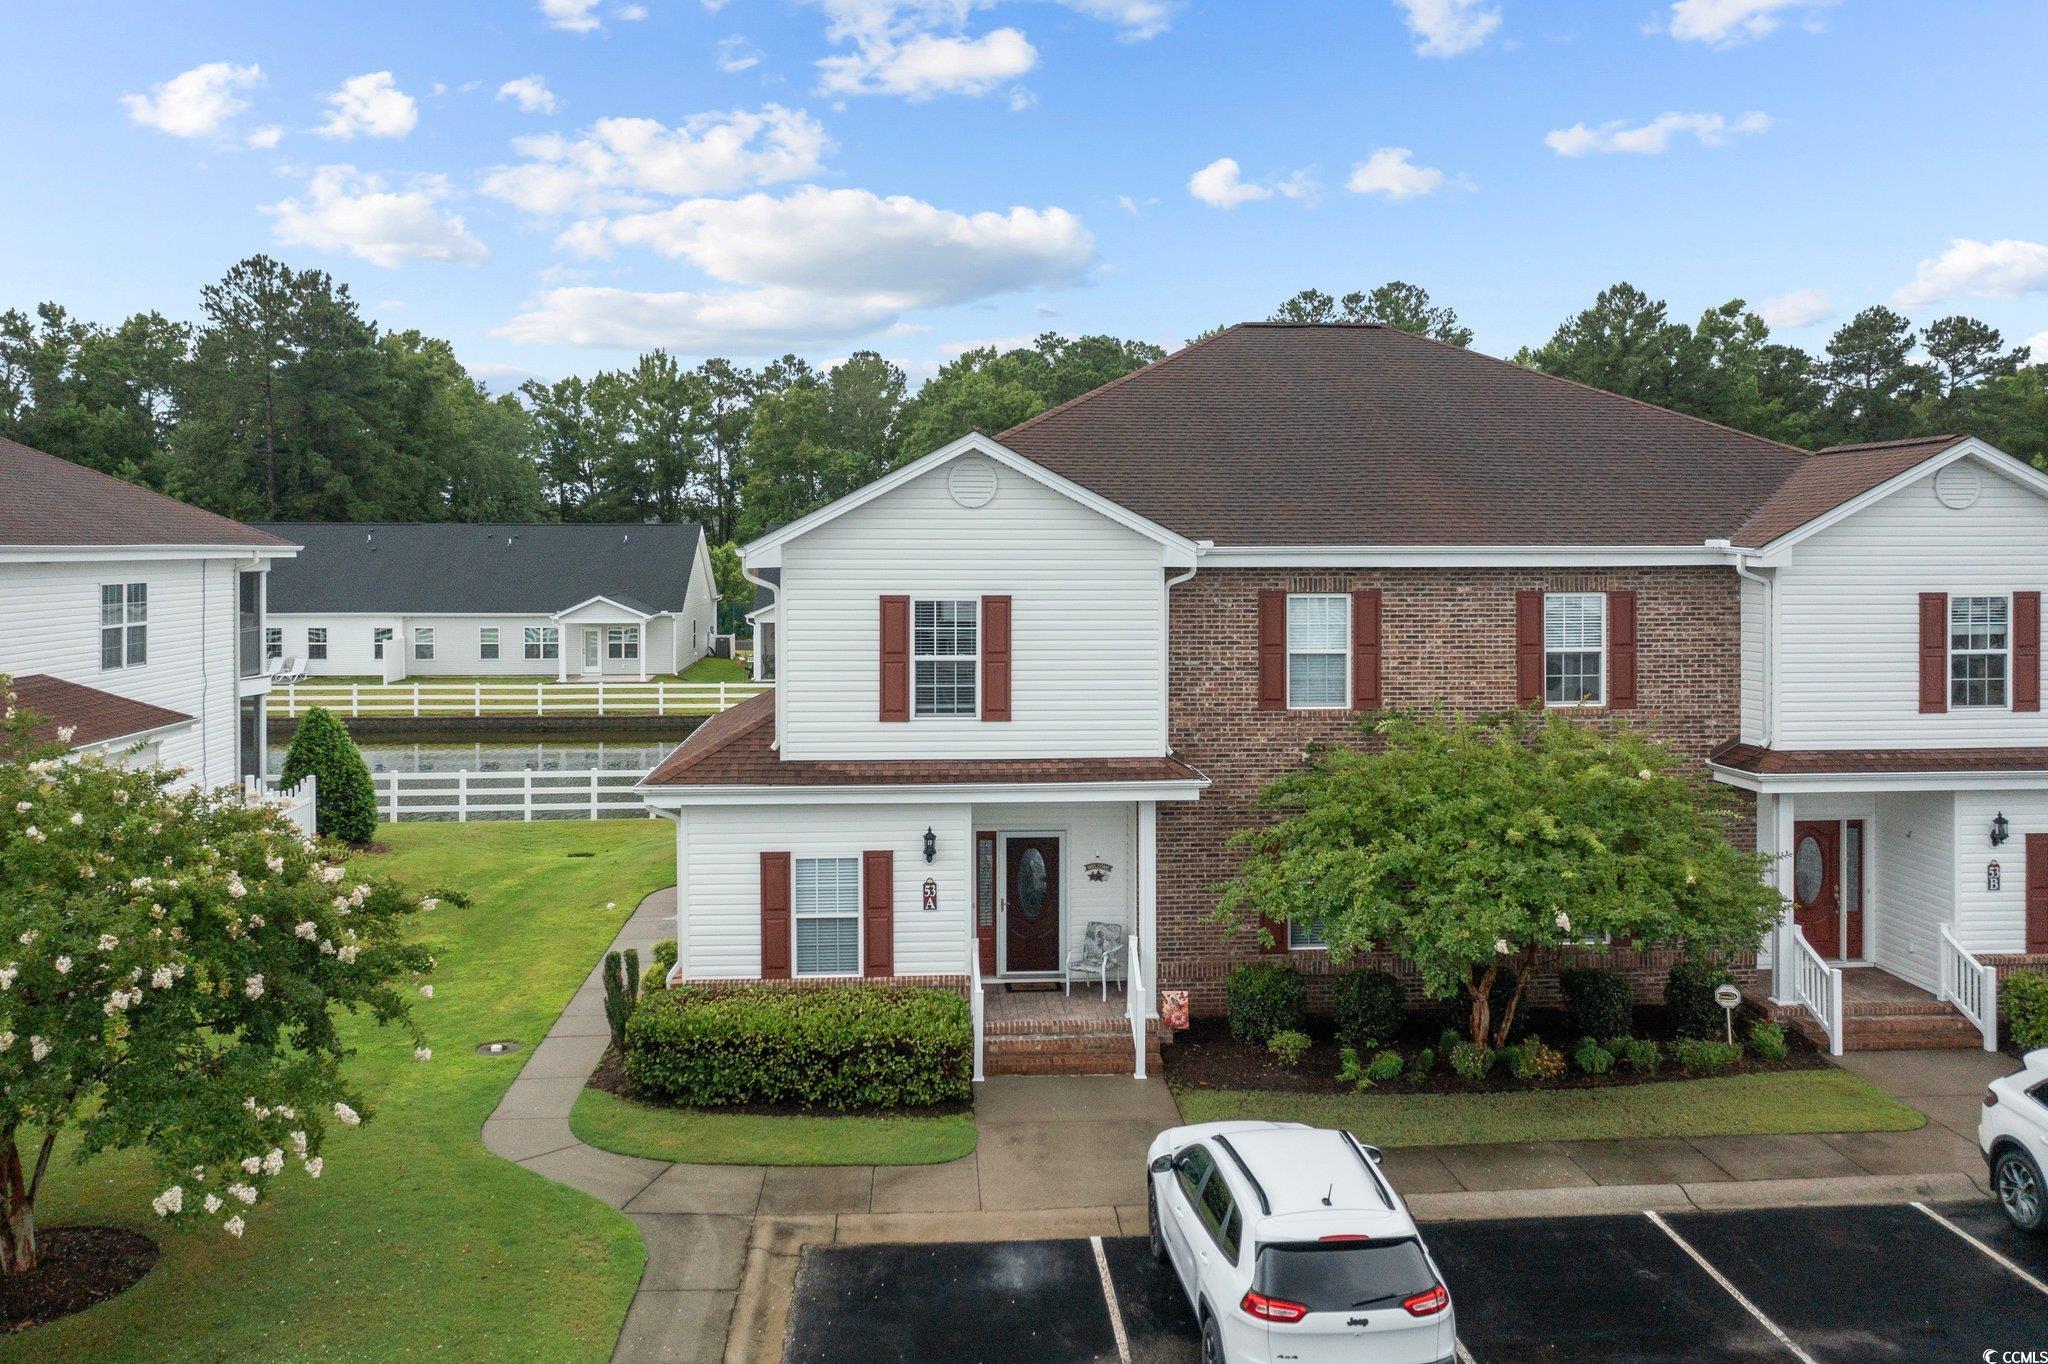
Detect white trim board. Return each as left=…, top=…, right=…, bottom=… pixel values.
left=640, top=778, right=1209, bottom=808
left=1744, top=438, right=2048, bottom=561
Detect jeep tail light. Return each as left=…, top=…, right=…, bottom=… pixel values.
left=1403, top=1285, right=1450, bottom=1317
left=1241, top=1290, right=1309, bottom=1324
left=1986, top=1089, right=2000, bottom=1107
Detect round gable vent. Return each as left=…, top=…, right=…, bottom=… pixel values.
left=948, top=457, right=998, bottom=508
left=1934, top=462, right=1981, bottom=510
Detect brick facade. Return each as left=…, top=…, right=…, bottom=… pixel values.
left=1156, top=565, right=1757, bottom=1015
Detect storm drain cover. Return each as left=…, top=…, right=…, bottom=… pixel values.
left=475, top=1039, right=523, bottom=1056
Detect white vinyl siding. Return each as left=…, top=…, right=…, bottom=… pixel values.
left=1955, top=790, right=2048, bottom=957
left=1739, top=572, right=1767, bottom=743
left=975, top=801, right=1137, bottom=972
left=265, top=615, right=672, bottom=677
left=793, top=856, right=861, bottom=977
left=1286, top=594, right=1348, bottom=709
left=1950, top=595, right=2009, bottom=709
left=913, top=598, right=978, bottom=717
left=1872, top=789, right=1954, bottom=990
left=1544, top=592, right=1605, bottom=706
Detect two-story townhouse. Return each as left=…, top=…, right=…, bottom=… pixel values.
left=0, top=437, right=298, bottom=786
left=642, top=324, right=2048, bottom=1071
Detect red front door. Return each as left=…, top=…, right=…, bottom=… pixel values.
left=1003, top=836, right=1061, bottom=973
left=1792, top=820, right=1841, bottom=958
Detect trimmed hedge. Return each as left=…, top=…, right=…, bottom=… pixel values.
left=2006, top=971, right=2048, bottom=1050
left=622, top=984, right=972, bottom=1110
left=1559, top=969, right=1634, bottom=1042
left=279, top=706, right=376, bottom=844
left=1226, top=962, right=1308, bottom=1045
left=1332, top=970, right=1405, bottom=1047
left=1665, top=958, right=1735, bottom=1040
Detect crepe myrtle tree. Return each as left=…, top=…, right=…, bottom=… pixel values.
left=0, top=686, right=434, bottom=1274
left=1218, top=710, right=1781, bottom=1047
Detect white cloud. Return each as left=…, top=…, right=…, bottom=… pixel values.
left=121, top=62, right=264, bottom=139
left=316, top=72, right=419, bottom=140
left=1545, top=110, right=1770, bottom=156
left=1895, top=239, right=2048, bottom=308
left=496, top=285, right=909, bottom=351
left=717, top=35, right=764, bottom=72
left=1757, top=288, right=1834, bottom=330
left=541, top=0, right=603, bottom=31
left=1393, top=0, right=1501, bottom=57
left=1186, top=157, right=1314, bottom=209
left=246, top=125, right=284, bottom=150
left=1345, top=147, right=1450, bottom=200
left=817, top=28, right=1038, bottom=99
left=2027, top=332, right=2048, bottom=362
left=266, top=166, right=489, bottom=268
left=498, top=75, right=562, bottom=114
left=1054, top=0, right=1179, bottom=40
left=616, top=3, right=648, bottom=17
left=1667, top=0, right=1832, bottom=46
left=481, top=106, right=830, bottom=215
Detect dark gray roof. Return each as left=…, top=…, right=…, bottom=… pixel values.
left=257, top=523, right=704, bottom=615
left=1, top=437, right=292, bottom=550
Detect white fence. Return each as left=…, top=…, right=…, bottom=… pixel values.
left=246, top=774, right=318, bottom=839
left=272, top=679, right=769, bottom=720
left=1938, top=924, right=2000, bottom=1052
left=374, top=768, right=654, bottom=823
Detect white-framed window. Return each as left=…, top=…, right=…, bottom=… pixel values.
left=479, top=627, right=499, bottom=661
left=372, top=627, right=393, bottom=660
left=913, top=599, right=979, bottom=716
left=100, top=582, right=147, bottom=670
left=413, top=627, right=434, bottom=661
left=1286, top=593, right=1349, bottom=708
left=523, top=626, right=559, bottom=660
left=306, top=627, right=328, bottom=661
left=264, top=627, right=283, bottom=661
left=1287, top=919, right=1328, bottom=951
left=607, top=626, right=640, bottom=660
left=1544, top=592, right=1606, bottom=706
left=793, top=856, right=862, bottom=977
left=1951, top=594, right=2010, bottom=708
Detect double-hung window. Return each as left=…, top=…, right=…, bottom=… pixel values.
left=413, top=627, right=434, bottom=661
left=100, top=582, right=147, bottom=669
left=306, top=627, right=328, bottom=661
left=373, top=627, right=393, bottom=660
left=1544, top=593, right=1605, bottom=706
left=1287, top=920, right=1328, bottom=951
left=793, top=856, right=861, bottom=977
left=607, top=626, right=639, bottom=660
left=479, top=627, right=500, bottom=661
left=264, top=627, right=283, bottom=661
left=1951, top=595, right=2010, bottom=708
left=524, top=626, right=559, bottom=660
left=913, top=599, right=978, bottom=716
left=1286, top=594, right=1349, bottom=708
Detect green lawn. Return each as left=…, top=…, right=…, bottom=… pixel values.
left=680, top=655, right=751, bottom=683
left=6, top=821, right=676, bottom=1363
left=1171, top=1069, right=1925, bottom=1149
left=571, top=1088, right=977, bottom=1167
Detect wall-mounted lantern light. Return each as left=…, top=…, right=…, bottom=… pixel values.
left=923, top=827, right=937, bottom=864
left=1993, top=812, right=2011, bottom=847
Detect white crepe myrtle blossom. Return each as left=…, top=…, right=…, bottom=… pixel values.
left=1494, top=939, right=1512, bottom=955
left=1555, top=911, right=1572, bottom=932
left=228, top=1182, right=258, bottom=1205
left=0, top=1032, right=13, bottom=1052
left=337, top=944, right=358, bottom=965
left=54, top=955, right=72, bottom=975
left=418, top=896, right=438, bottom=911
left=0, top=964, right=16, bottom=990
left=224, top=1215, right=245, bottom=1238
left=151, top=1185, right=183, bottom=1217
left=204, top=1193, right=223, bottom=1214
left=98, top=933, right=119, bottom=951
left=335, top=1102, right=361, bottom=1126
left=14, top=801, right=28, bottom=813
left=30, top=1036, right=50, bottom=1061
left=226, top=874, right=247, bottom=898
left=17, top=930, right=36, bottom=945
left=319, top=864, right=344, bottom=884
left=290, top=1130, right=308, bottom=1156
left=266, top=855, right=285, bottom=874
left=244, top=973, right=264, bottom=999
left=303, top=1156, right=323, bottom=1179
left=295, top=921, right=318, bottom=941
left=70, top=809, right=84, bottom=825
left=57, top=725, right=75, bottom=744
left=151, top=965, right=176, bottom=989
left=23, top=825, right=43, bottom=842
left=262, top=1148, right=285, bottom=1177
left=240, top=1154, right=262, bottom=1174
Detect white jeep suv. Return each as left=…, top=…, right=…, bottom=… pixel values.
left=1146, top=1120, right=1457, bottom=1364
left=1981, top=1047, right=2048, bottom=1233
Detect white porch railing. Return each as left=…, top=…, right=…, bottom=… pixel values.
left=373, top=768, right=654, bottom=823
left=246, top=773, right=317, bottom=840
left=1789, top=924, right=1845, bottom=1057
left=1126, top=933, right=1148, bottom=1080
left=273, top=679, right=770, bottom=719
left=1939, top=924, right=2000, bottom=1052
left=969, top=944, right=986, bottom=1084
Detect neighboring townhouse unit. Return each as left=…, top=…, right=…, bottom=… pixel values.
left=259, top=522, right=717, bottom=681
left=642, top=324, right=2048, bottom=1070
left=0, top=436, right=298, bottom=786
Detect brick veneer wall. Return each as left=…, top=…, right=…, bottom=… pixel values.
left=1157, top=565, right=1757, bottom=1016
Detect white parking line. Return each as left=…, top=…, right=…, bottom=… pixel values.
left=1454, top=1339, right=1478, bottom=1364
left=1089, top=1235, right=1133, bottom=1364
left=1643, top=1211, right=1818, bottom=1364
left=1913, top=1200, right=2048, bottom=1296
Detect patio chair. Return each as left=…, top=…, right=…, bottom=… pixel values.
left=279, top=656, right=307, bottom=684
left=267, top=655, right=291, bottom=682
left=1066, top=920, right=1128, bottom=1001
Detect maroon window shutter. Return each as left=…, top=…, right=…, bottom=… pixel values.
left=1259, top=914, right=1288, bottom=954
left=982, top=595, right=1012, bottom=721
left=879, top=595, right=910, bottom=722
left=1608, top=590, right=1638, bottom=709
left=1515, top=590, right=1544, bottom=706
left=2028, top=834, right=2048, bottom=954
left=1919, top=592, right=1949, bottom=714
left=760, top=852, right=791, bottom=980
left=862, top=850, right=894, bottom=978
left=2017, top=591, right=2042, bottom=713
left=1351, top=588, right=1382, bottom=711
left=1257, top=589, right=1287, bottom=711
left=975, top=831, right=998, bottom=975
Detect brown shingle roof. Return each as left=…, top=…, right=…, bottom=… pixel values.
left=1730, top=436, right=1965, bottom=547
left=0, top=437, right=293, bottom=549
left=1711, top=740, right=2048, bottom=776
left=998, top=324, right=1815, bottom=547
left=642, top=692, right=1208, bottom=789
left=8, top=673, right=193, bottom=750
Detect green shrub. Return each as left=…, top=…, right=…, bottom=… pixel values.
left=1437, top=1026, right=1462, bottom=1058
left=1495, top=1044, right=1524, bottom=1074
left=623, top=984, right=973, bottom=1110
left=1574, top=1037, right=1614, bottom=1075
left=1747, top=1020, right=1789, bottom=1062
left=1560, top=969, right=1635, bottom=1042
left=1367, top=1049, right=1405, bottom=1083
left=650, top=939, right=679, bottom=979
left=603, top=949, right=641, bottom=1050
left=2005, top=971, right=2048, bottom=1050
left=425, top=885, right=473, bottom=909
left=1672, top=1037, right=1743, bottom=1073
left=1448, top=1041, right=1496, bottom=1080
left=1333, top=970, right=1405, bottom=1048
left=1337, top=1046, right=1373, bottom=1091
left=1665, top=958, right=1735, bottom=1040
left=1511, top=1039, right=1566, bottom=1081
left=1268, top=1029, right=1312, bottom=1066
left=1226, top=962, right=1308, bottom=1045
left=278, top=706, right=377, bottom=844
left=1617, top=1037, right=1662, bottom=1074
left=1406, top=1047, right=1437, bottom=1081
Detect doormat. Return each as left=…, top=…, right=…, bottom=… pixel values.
left=1005, top=982, right=1059, bottom=993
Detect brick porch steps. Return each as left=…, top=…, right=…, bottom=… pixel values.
left=983, top=1016, right=1165, bottom=1076
left=1766, top=991, right=1985, bottom=1051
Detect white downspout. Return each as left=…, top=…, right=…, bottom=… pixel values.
left=742, top=562, right=780, bottom=750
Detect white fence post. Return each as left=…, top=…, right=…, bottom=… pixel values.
left=350, top=683, right=360, bottom=718
left=536, top=683, right=545, bottom=717
left=473, top=683, right=482, bottom=718
left=523, top=774, right=534, bottom=823
left=589, top=770, right=600, bottom=820
left=382, top=774, right=398, bottom=824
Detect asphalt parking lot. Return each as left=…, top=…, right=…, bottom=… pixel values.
left=783, top=1199, right=2048, bottom=1363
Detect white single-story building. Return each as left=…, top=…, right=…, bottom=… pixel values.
left=259, top=522, right=717, bottom=681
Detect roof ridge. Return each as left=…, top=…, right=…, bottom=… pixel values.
left=1815, top=434, right=1962, bottom=454
left=997, top=323, right=1253, bottom=445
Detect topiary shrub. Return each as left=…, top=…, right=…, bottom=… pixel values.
left=1574, top=1037, right=1615, bottom=1075
left=603, top=949, right=641, bottom=1049
left=278, top=706, right=377, bottom=844
left=1226, top=962, right=1308, bottom=1045
left=1672, top=1037, right=1743, bottom=1073
left=1617, top=1037, right=1662, bottom=1074
left=1511, top=1039, right=1566, bottom=1082
left=1665, top=958, right=1735, bottom=1040
left=1448, top=1041, right=1496, bottom=1080
left=1268, top=1029, right=1312, bottom=1067
left=1333, top=970, right=1405, bottom=1048
left=624, top=984, right=971, bottom=1109
left=2005, top=971, right=2048, bottom=1050
left=1559, top=969, right=1635, bottom=1043
left=1747, top=1020, right=1789, bottom=1062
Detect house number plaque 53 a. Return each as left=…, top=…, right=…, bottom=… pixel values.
left=922, top=877, right=938, bottom=912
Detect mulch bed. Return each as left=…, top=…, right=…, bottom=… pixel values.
left=586, top=1044, right=972, bottom=1119
left=1, top=1226, right=159, bottom=1332
left=1162, top=1006, right=1827, bottom=1097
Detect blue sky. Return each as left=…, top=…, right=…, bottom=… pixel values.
left=4, top=0, right=2046, bottom=389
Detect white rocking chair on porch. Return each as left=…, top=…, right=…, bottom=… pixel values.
left=1066, top=920, right=1128, bottom=1000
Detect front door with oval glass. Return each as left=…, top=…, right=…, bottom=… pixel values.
left=1002, top=836, right=1061, bottom=974
left=1792, top=819, right=1841, bottom=958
